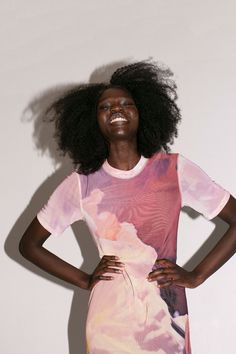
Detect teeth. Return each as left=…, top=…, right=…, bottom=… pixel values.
left=110, top=114, right=128, bottom=124
left=110, top=117, right=127, bottom=124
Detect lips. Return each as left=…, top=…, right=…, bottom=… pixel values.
left=109, top=113, right=128, bottom=124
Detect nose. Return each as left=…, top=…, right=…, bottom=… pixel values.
left=110, top=104, right=123, bottom=113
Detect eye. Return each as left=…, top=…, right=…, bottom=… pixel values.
left=122, top=100, right=135, bottom=107
left=98, top=104, right=110, bottom=111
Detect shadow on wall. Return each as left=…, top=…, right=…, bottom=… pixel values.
left=4, top=59, right=229, bottom=354
left=181, top=207, right=229, bottom=271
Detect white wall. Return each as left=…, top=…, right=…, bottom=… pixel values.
left=1, top=1, right=235, bottom=353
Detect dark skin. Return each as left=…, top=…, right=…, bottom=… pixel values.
left=19, top=88, right=236, bottom=291
left=97, top=87, right=140, bottom=170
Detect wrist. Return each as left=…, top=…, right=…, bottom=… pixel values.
left=77, top=271, right=92, bottom=290
left=190, top=269, right=205, bottom=288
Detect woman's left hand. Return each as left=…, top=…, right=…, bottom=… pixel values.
left=147, top=258, right=203, bottom=289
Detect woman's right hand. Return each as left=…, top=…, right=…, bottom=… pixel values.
left=87, top=255, right=124, bottom=290
left=19, top=219, right=125, bottom=291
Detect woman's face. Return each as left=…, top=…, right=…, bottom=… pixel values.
left=97, top=87, right=139, bottom=142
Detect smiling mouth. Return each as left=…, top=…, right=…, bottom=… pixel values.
left=109, top=113, right=128, bottom=124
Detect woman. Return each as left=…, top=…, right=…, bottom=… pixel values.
left=19, top=61, right=236, bottom=354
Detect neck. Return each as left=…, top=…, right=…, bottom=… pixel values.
left=107, top=141, right=140, bottom=171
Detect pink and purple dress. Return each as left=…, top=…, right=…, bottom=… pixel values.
left=37, top=152, right=230, bottom=354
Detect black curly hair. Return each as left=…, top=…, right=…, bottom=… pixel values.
left=49, top=60, right=181, bottom=175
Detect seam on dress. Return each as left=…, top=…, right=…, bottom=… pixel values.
left=76, top=173, right=85, bottom=221
left=176, top=153, right=184, bottom=208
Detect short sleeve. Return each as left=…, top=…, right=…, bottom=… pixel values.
left=37, top=172, right=84, bottom=235
left=177, top=154, right=230, bottom=220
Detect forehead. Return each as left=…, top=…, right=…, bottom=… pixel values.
left=98, top=87, right=133, bottom=102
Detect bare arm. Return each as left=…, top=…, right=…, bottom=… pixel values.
left=192, top=194, right=236, bottom=283
left=148, top=195, right=236, bottom=288
left=19, top=217, right=124, bottom=290
left=19, top=217, right=91, bottom=289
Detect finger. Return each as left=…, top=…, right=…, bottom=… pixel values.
left=100, top=256, right=121, bottom=266
left=105, top=260, right=125, bottom=268
left=155, top=259, right=174, bottom=268
left=147, top=273, right=167, bottom=282
left=148, top=267, right=176, bottom=279
left=157, top=278, right=174, bottom=288
left=147, top=270, right=163, bottom=281
left=95, top=265, right=123, bottom=274
left=95, top=275, right=114, bottom=281
left=148, top=273, right=170, bottom=282
left=91, top=275, right=114, bottom=287
left=89, top=274, right=114, bottom=289
left=102, top=255, right=120, bottom=261
left=156, top=274, right=179, bottom=284
left=100, top=266, right=123, bottom=274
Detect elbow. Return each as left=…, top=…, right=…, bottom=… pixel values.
left=18, top=217, right=49, bottom=260
left=19, top=236, right=39, bottom=260
left=19, top=237, right=30, bottom=259
left=18, top=217, right=50, bottom=259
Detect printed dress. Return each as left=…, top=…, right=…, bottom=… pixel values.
left=37, top=152, right=230, bottom=354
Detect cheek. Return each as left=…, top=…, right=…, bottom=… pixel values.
left=97, top=113, right=107, bottom=133
left=130, top=109, right=139, bottom=124
left=129, top=106, right=138, bottom=117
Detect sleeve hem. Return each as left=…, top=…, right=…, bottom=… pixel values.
left=37, top=213, right=60, bottom=235
left=205, top=192, right=231, bottom=220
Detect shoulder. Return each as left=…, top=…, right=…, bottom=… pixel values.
left=151, top=151, right=178, bottom=160
left=150, top=151, right=179, bottom=167
left=49, top=171, right=81, bottom=200
left=60, top=171, right=80, bottom=187
left=147, top=151, right=179, bottom=178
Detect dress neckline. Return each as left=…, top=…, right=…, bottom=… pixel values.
left=102, top=155, right=149, bottom=179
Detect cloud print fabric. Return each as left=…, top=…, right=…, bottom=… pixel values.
left=38, top=152, right=230, bottom=354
